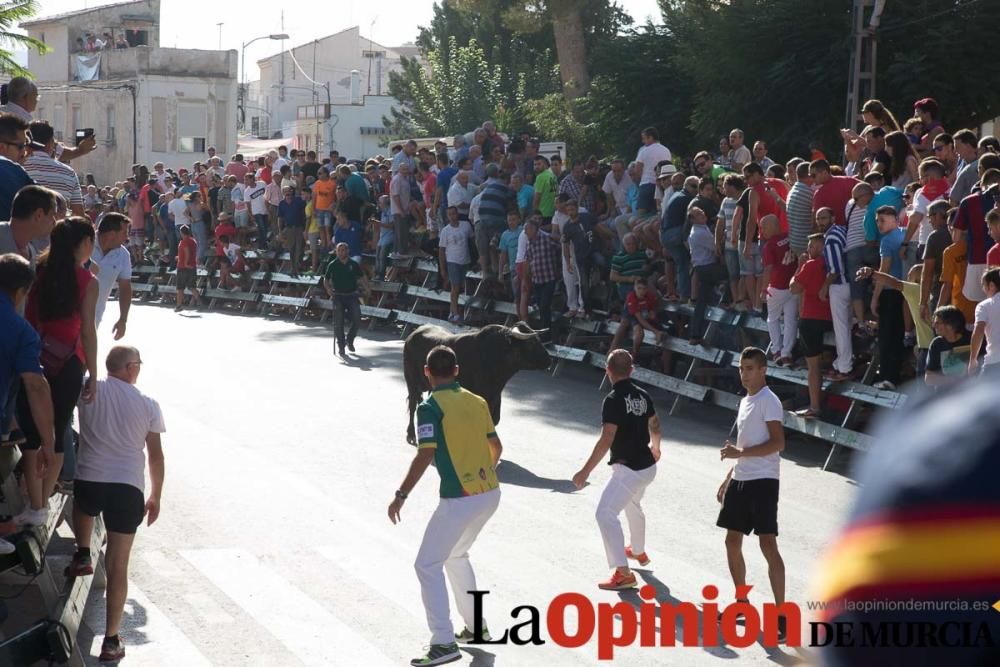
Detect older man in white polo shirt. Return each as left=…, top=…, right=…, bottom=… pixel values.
left=65, top=345, right=165, bottom=664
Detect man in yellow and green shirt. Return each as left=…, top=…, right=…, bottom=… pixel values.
left=388, top=345, right=502, bottom=667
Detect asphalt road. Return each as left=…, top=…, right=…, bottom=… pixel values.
left=75, top=304, right=858, bottom=666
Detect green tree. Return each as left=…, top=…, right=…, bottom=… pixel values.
left=0, top=0, right=48, bottom=77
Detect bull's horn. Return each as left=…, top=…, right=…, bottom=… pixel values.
left=509, top=328, right=540, bottom=340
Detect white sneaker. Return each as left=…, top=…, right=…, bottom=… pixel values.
left=0, top=537, right=14, bottom=555
left=13, top=506, right=49, bottom=527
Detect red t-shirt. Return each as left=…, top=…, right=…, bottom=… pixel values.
left=214, top=222, right=237, bottom=242
left=797, top=258, right=832, bottom=320
left=177, top=236, right=198, bottom=269
left=813, top=176, right=861, bottom=227
left=755, top=178, right=789, bottom=233
left=626, top=291, right=658, bottom=321
left=762, top=234, right=797, bottom=289
left=26, top=265, right=93, bottom=364
left=423, top=173, right=436, bottom=208
left=987, top=243, right=1000, bottom=267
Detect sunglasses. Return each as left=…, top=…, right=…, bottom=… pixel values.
left=933, top=145, right=945, bottom=152
left=0, top=140, right=29, bottom=151
left=695, top=161, right=707, bottom=170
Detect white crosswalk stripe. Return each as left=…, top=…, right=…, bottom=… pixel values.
left=180, top=547, right=396, bottom=667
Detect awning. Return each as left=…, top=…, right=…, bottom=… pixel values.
left=236, top=135, right=297, bottom=156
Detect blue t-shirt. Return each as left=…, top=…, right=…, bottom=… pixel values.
left=517, top=185, right=535, bottom=213
left=334, top=221, right=364, bottom=256
left=278, top=196, right=307, bottom=228
left=0, top=292, right=42, bottom=425
left=864, top=186, right=904, bottom=242
left=498, top=226, right=522, bottom=273
left=436, top=167, right=458, bottom=209
left=0, top=157, right=34, bottom=220
left=880, top=227, right=905, bottom=279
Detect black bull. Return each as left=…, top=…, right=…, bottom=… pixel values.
left=403, top=322, right=553, bottom=444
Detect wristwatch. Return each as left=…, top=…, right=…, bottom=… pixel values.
left=394, top=489, right=408, bottom=500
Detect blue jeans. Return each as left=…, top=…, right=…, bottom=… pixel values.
left=691, top=262, right=724, bottom=339
left=661, top=226, right=691, bottom=301
left=193, top=220, right=208, bottom=263
left=254, top=213, right=269, bottom=248
left=165, top=224, right=179, bottom=260
left=534, top=280, right=557, bottom=330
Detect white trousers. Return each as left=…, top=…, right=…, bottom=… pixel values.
left=766, top=287, right=799, bottom=358
left=415, top=488, right=500, bottom=645
left=829, top=282, right=853, bottom=374
left=596, top=463, right=657, bottom=569
left=563, top=263, right=584, bottom=312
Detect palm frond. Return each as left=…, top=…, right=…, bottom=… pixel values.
left=0, top=0, right=49, bottom=77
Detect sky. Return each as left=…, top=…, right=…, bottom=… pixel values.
left=28, top=0, right=663, bottom=80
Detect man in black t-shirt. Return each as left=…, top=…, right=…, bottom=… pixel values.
left=573, top=350, right=661, bottom=591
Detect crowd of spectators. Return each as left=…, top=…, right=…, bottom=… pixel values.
left=4, top=92, right=1000, bottom=494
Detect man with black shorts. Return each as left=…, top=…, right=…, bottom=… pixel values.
left=66, top=345, right=165, bottom=663
left=790, top=234, right=833, bottom=418
left=717, top=346, right=787, bottom=640
left=573, top=349, right=662, bottom=590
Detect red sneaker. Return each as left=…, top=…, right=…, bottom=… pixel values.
left=625, top=546, right=650, bottom=566
left=64, top=553, right=94, bottom=578
left=598, top=570, right=637, bottom=591
left=99, top=636, right=125, bottom=663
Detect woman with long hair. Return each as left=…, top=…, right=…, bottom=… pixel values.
left=861, top=99, right=901, bottom=132
left=884, top=131, right=920, bottom=188
left=14, top=217, right=98, bottom=527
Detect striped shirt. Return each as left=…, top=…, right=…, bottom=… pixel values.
left=844, top=200, right=867, bottom=251
left=24, top=151, right=83, bottom=207
left=786, top=181, right=814, bottom=254
left=610, top=250, right=648, bottom=279
left=823, top=224, right=848, bottom=285
left=718, top=197, right=739, bottom=249
left=478, top=179, right=515, bottom=222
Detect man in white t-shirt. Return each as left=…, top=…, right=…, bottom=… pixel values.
left=67, top=346, right=165, bottom=664
left=728, top=129, right=753, bottom=171
left=167, top=193, right=191, bottom=229
left=91, top=213, right=132, bottom=338
left=438, top=206, right=474, bottom=323
left=243, top=173, right=268, bottom=249
left=716, top=346, right=789, bottom=642
left=634, top=126, right=672, bottom=215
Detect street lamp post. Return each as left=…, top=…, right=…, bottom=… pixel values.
left=239, top=33, right=289, bottom=132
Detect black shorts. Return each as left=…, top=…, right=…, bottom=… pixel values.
left=74, top=480, right=145, bottom=534
left=176, top=267, right=197, bottom=290
left=798, top=318, right=831, bottom=358
left=716, top=478, right=779, bottom=536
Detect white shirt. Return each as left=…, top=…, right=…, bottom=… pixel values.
left=729, top=145, right=752, bottom=168
left=844, top=199, right=867, bottom=251
left=732, top=385, right=783, bottom=481
left=912, top=188, right=940, bottom=245
left=439, top=220, right=473, bottom=264
left=91, top=243, right=132, bottom=326
left=272, top=157, right=289, bottom=172
left=635, top=142, right=672, bottom=185
left=602, top=171, right=633, bottom=213
left=447, top=180, right=476, bottom=209
left=245, top=182, right=267, bottom=216
left=469, top=191, right=484, bottom=225
left=77, top=377, right=166, bottom=492
left=220, top=242, right=241, bottom=264
left=168, top=197, right=191, bottom=227
left=515, top=228, right=529, bottom=264
left=975, top=293, right=1000, bottom=366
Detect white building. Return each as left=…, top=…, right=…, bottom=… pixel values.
left=21, top=0, right=237, bottom=185
left=247, top=26, right=412, bottom=159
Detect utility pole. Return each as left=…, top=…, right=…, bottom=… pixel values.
left=845, top=0, right=886, bottom=131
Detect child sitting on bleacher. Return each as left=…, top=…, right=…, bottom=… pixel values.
left=610, top=280, right=664, bottom=357
left=216, top=235, right=246, bottom=292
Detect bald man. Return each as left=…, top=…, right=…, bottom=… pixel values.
left=68, top=345, right=165, bottom=663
